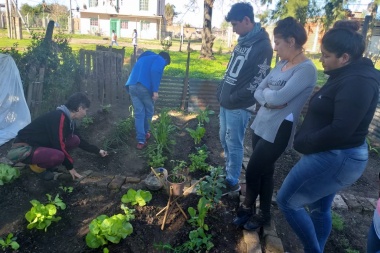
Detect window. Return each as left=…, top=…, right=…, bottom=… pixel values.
left=121, top=20, right=128, bottom=29
left=89, top=0, right=98, bottom=7
left=90, top=18, right=98, bottom=26
left=139, top=0, right=149, bottom=11
left=141, top=21, right=150, bottom=30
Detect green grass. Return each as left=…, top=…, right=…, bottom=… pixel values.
left=0, top=28, right=339, bottom=83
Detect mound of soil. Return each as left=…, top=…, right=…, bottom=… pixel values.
left=0, top=109, right=378, bottom=253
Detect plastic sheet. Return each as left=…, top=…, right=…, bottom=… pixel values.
left=0, top=54, right=31, bottom=146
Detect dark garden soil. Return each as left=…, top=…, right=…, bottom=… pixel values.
left=0, top=108, right=379, bottom=253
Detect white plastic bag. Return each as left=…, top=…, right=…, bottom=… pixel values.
left=0, top=54, right=31, bottom=146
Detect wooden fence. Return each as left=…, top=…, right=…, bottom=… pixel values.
left=78, top=48, right=129, bottom=112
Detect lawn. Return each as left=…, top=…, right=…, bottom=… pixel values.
left=0, top=28, right=329, bottom=83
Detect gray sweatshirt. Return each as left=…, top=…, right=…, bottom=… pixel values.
left=251, top=59, right=317, bottom=148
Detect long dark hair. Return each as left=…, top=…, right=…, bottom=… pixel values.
left=322, top=20, right=365, bottom=61
left=273, top=17, right=307, bottom=49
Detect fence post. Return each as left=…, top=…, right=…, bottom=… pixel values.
left=180, top=40, right=191, bottom=111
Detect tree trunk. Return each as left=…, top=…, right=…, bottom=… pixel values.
left=200, top=0, right=215, bottom=59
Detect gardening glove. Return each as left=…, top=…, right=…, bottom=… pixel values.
left=99, top=150, right=108, bottom=157
left=69, top=168, right=82, bottom=180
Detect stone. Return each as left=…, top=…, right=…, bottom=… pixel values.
left=356, top=196, right=375, bottom=214
left=243, top=230, right=262, bottom=253
left=367, top=197, right=378, bottom=209
left=341, top=193, right=362, bottom=212
left=108, top=175, right=126, bottom=190
left=126, top=177, right=141, bottom=183
left=96, top=175, right=114, bottom=188
left=264, top=234, right=284, bottom=253
left=332, top=194, right=348, bottom=210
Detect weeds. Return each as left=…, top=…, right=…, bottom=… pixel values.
left=81, top=115, right=94, bottom=129
left=332, top=211, right=344, bottom=231
left=188, top=145, right=210, bottom=172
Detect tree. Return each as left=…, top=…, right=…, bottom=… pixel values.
left=165, top=4, right=178, bottom=26
left=200, top=0, right=216, bottom=59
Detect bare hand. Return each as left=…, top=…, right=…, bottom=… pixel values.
left=99, top=150, right=108, bottom=157
left=69, top=168, right=82, bottom=180
left=152, top=92, right=159, bottom=101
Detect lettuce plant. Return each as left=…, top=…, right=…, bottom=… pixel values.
left=121, top=189, right=152, bottom=206
left=0, top=164, right=20, bottom=185
left=85, top=204, right=134, bottom=251
left=25, top=194, right=66, bottom=232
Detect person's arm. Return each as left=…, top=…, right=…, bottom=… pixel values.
left=260, top=62, right=316, bottom=108
left=74, top=126, right=108, bottom=156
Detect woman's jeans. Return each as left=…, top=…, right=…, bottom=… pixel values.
left=129, top=83, right=154, bottom=143
left=368, top=220, right=380, bottom=253
left=244, top=120, right=292, bottom=215
left=26, top=135, right=80, bottom=169
left=277, top=141, right=368, bottom=253
left=219, top=107, right=251, bottom=186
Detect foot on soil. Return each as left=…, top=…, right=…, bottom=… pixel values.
left=137, top=142, right=147, bottom=150
left=243, top=213, right=270, bottom=231
left=221, top=180, right=241, bottom=196
left=145, top=132, right=151, bottom=140
left=232, top=204, right=252, bottom=226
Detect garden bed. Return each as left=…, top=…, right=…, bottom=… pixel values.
left=0, top=109, right=379, bottom=253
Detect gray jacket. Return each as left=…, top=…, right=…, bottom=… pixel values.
left=251, top=59, right=317, bottom=149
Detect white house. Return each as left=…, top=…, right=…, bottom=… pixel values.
left=79, top=0, right=165, bottom=40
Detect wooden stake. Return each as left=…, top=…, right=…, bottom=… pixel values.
left=161, top=186, right=172, bottom=230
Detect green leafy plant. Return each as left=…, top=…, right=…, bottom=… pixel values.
left=188, top=197, right=209, bottom=229
left=121, top=189, right=152, bottom=206
left=103, top=117, right=134, bottom=151
left=167, top=174, right=186, bottom=184
left=332, top=211, right=344, bottom=231
left=367, top=137, right=379, bottom=154
left=186, top=125, right=206, bottom=145
left=0, top=163, right=20, bottom=185
left=196, top=166, right=225, bottom=207
left=170, top=159, right=187, bottom=175
left=148, top=146, right=168, bottom=168
left=188, top=145, right=210, bottom=172
left=25, top=194, right=66, bottom=231
left=0, top=233, right=20, bottom=251
left=85, top=204, right=134, bottom=251
left=59, top=185, right=73, bottom=193
left=81, top=115, right=94, bottom=129
left=196, top=107, right=215, bottom=126
left=150, top=109, right=177, bottom=154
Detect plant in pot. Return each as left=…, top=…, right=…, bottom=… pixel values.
left=166, top=160, right=188, bottom=196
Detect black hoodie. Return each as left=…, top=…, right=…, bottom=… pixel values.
left=217, top=29, right=273, bottom=109
left=294, top=58, right=380, bottom=154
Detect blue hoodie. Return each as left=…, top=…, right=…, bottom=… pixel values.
left=126, top=51, right=167, bottom=93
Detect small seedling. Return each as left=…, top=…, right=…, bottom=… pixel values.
left=0, top=233, right=20, bottom=251
left=59, top=185, right=73, bottom=193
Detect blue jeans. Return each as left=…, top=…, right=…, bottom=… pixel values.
left=219, top=107, right=251, bottom=186
left=277, top=141, right=368, bottom=253
left=368, top=220, right=380, bottom=253
left=128, top=84, right=154, bottom=143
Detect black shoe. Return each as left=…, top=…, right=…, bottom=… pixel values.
left=221, top=180, right=241, bottom=196
left=243, top=213, right=270, bottom=231
left=232, top=205, right=252, bottom=226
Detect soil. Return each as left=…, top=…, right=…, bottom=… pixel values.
left=0, top=108, right=378, bottom=253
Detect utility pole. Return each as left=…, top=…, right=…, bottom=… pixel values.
left=69, top=0, right=73, bottom=33
left=5, top=0, right=11, bottom=38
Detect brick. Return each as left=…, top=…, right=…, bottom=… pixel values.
left=96, top=176, right=114, bottom=188
left=341, top=193, right=362, bottom=212
left=126, top=177, right=141, bottom=183
left=108, top=175, right=126, bottom=190
left=356, top=196, right=375, bottom=214
left=367, top=197, right=378, bottom=209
